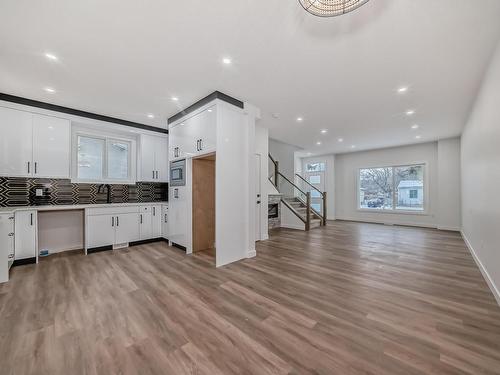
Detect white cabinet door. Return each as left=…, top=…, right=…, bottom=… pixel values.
left=169, top=186, right=187, bottom=247
left=139, top=211, right=153, bottom=240
left=0, top=107, right=33, bottom=177
left=0, top=214, right=15, bottom=282
left=14, top=211, right=37, bottom=260
left=151, top=205, right=162, bottom=238
left=115, top=213, right=140, bottom=244
left=32, top=114, right=70, bottom=178
left=161, top=206, right=168, bottom=239
left=155, top=136, right=169, bottom=182
left=87, top=215, right=115, bottom=248
left=140, top=134, right=157, bottom=182
left=171, top=120, right=197, bottom=160
left=196, top=106, right=217, bottom=155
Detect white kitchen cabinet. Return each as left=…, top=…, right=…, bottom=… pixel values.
left=169, top=186, right=188, bottom=247
left=0, top=213, right=15, bottom=283
left=169, top=106, right=216, bottom=161
left=32, top=114, right=71, bottom=178
left=87, top=214, right=116, bottom=248
left=0, top=107, right=71, bottom=178
left=151, top=204, right=162, bottom=238
left=115, top=213, right=140, bottom=244
left=161, top=205, right=168, bottom=239
left=0, top=106, right=33, bottom=177
left=14, top=210, right=37, bottom=260
left=139, top=206, right=153, bottom=240
left=139, top=134, right=169, bottom=182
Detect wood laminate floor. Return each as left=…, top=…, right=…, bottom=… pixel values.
left=1, top=221, right=500, bottom=375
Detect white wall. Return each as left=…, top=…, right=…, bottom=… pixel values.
left=269, top=138, right=301, bottom=197
left=461, top=40, right=500, bottom=304
left=334, top=141, right=460, bottom=229
left=38, top=210, right=84, bottom=253
left=437, top=138, right=461, bottom=231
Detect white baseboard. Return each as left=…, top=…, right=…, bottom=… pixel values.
left=336, top=216, right=436, bottom=229
left=247, top=250, right=256, bottom=258
left=437, top=225, right=461, bottom=232
left=280, top=223, right=305, bottom=231
left=461, top=230, right=500, bottom=306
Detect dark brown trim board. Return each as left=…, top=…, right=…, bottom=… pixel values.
left=168, top=91, right=244, bottom=124
left=0, top=92, right=168, bottom=134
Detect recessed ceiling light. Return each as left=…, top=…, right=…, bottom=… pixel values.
left=147, top=114, right=154, bottom=119
left=207, top=109, right=213, bottom=113
left=222, top=57, right=232, bottom=65
left=171, top=97, right=179, bottom=102
left=411, top=124, right=419, bottom=130
left=397, top=86, right=408, bottom=93
left=296, top=117, right=303, bottom=122
left=406, top=110, right=415, bottom=116
left=44, top=87, right=56, bottom=93
left=320, top=129, right=328, bottom=134
left=337, top=138, right=344, bottom=142
left=316, top=141, right=322, bottom=145
left=415, top=135, right=422, bottom=139
left=44, top=52, right=58, bottom=61
left=351, top=145, right=356, bottom=149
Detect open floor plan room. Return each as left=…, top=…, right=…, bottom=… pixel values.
left=1, top=0, right=500, bottom=374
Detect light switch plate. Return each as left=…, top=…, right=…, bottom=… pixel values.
left=36, top=188, right=44, bottom=197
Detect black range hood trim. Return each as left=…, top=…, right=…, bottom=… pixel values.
left=0, top=93, right=168, bottom=134
left=167, top=91, right=244, bottom=125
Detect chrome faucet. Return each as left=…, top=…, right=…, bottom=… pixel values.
left=97, top=184, right=112, bottom=203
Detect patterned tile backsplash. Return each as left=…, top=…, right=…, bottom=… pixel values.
left=0, top=177, right=168, bottom=207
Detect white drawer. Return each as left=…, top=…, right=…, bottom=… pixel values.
left=86, top=206, right=139, bottom=216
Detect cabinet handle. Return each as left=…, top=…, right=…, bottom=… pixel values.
left=8, top=216, right=14, bottom=220
left=112, top=217, right=114, bottom=226
left=27, top=161, right=30, bottom=174
left=174, top=188, right=179, bottom=199
left=8, top=233, right=14, bottom=237
left=153, top=207, right=156, bottom=216
left=30, top=213, right=33, bottom=226
left=140, top=214, right=143, bottom=224
left=155, top=171, right=158, bottom=179
left=164, top=214, right=167, bottom=223
left=116, top=216, right=119, bottom=226
left=199, top=139, right=203, bottom=151
left=34, top=162, right=37, bottom=174
left=196, top=140, right=199, bottom=151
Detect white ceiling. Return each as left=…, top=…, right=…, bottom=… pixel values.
left=1, top=0, right=500, bottom=154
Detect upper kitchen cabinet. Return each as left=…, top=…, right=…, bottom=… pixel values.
left=0, top=106, right=70, bottom=178
left=138, top=134, right=168, bottom=182
left=169, top=106, right=216, bottom=160
left=0, top=106, right=33, bottom=177
left=32, top=114, right=70, bottom=178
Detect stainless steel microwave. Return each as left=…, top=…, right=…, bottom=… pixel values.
left=170, top=159, right=186, bottom=186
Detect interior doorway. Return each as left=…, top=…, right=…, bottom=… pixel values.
left=302, top=160, right=326, bottom=214
left=255, top=153, right=261, bottom=241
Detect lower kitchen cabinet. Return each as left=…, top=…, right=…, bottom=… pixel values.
left=161, top=205, right=168, bottom=239
left=0, top=213, right=15, bottom=283
left=115, top=213, right=140, bottom=244
left=151, top=205, right=162, bottom=238
left=14, top=210, right=37, bottom=260
left=139, top=207, right=153, bottom=240
left=87, top=214, right=116, bottom=248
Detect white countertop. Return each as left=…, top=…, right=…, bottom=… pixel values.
left=0, top=201, right=168, bottom=213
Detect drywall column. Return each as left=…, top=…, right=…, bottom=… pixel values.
left=437, top=138, right=461, bottom=231
left=461, top=39, right=500, bottom=304
left=255, top=124, right=269, bottom=241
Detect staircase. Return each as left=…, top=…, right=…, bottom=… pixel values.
left=282, top=197, right=322, bottom=229
left=269, top=153, right=327, bottom=231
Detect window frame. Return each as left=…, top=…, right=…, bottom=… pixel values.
left=357, top=162, right=428, bottom=215
left=72, top=128, right=137, bottom=184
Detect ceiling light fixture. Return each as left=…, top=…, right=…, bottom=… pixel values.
left=171, top=97, right=179, bottom=102
left=397, top=86, right=408, bottom=93
left=44, top=52, right=58, bottom=61
left=298, top=0, right=370, bottom=17
left=297, top=117, right=303, bottom=122
left=351, top=145, right=356, bottom=149
left=147, top=114, right=154, bottom=119
left=338, top=138, right=344, bottom=142
left=411, top=124, right=419, bottom=130
left=406, top=110, right=415, bottom=116
left=321, top=129, right=328, bottom=134
left=44, top=87, right=56, bottom=93
left=316, top=141, right=322, bottom=145
left=222, top=57, right=232, bottom=65
left=415, top=135, right=422, bottom=139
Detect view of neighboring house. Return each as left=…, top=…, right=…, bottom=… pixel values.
left=397, top=180, right=423, bottom=209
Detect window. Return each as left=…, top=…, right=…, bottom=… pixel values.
left=359, top=164, right=425, bottom=212
left=75, top=133, right=134, bottom=183
left=309, top=175, right=321, bottom=184
left=306, top=162, right=325, bottom=172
